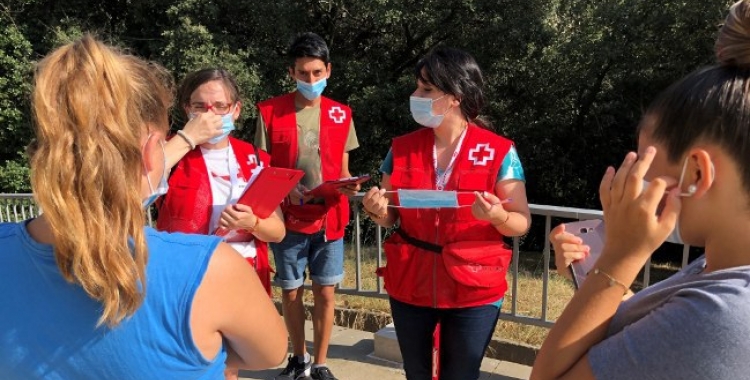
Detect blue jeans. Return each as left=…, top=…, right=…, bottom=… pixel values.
left=389, top=297, right=501, bottom=380
left=270, top=230, right=344, bottom=289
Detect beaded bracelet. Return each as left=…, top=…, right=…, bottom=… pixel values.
left=176, top=130, right=196, bottom=150
left=589, top=268, right=629, bottom=295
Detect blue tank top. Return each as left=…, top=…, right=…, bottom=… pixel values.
left=0, top=221, right=226, bottom=379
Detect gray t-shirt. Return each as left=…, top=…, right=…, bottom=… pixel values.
left=589, top=256, right=750, bottom=380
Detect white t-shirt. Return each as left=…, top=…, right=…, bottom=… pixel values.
left=201, top=146, right=261, bottom=258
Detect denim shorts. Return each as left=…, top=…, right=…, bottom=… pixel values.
left=270, top=230, right=344, bottom=289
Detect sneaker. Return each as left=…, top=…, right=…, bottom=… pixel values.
left=273, top=355, right=311, bottom=380
left=310, top=366, right=338, bottom=380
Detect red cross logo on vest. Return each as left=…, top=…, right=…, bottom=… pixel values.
left=468, top=143, right=495, bottom=166
left=328, top=106, right=347, bottom=124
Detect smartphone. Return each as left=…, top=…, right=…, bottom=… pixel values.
left=565, top=219, right=605, bottom=289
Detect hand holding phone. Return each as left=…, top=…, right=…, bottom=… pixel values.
left=565, top=219, right=605, bottom=289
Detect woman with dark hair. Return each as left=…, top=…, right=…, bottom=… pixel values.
left=361, top=46, right=531, bottom=380
left=532, top=1, right=750, bottom=379
left=0, top=35, right=287, bottom=379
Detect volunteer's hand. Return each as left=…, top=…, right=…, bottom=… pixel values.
left=338, top=183, right=361, bottom=196
left=361, top=187, right=389, bottom=218
left=549, top=224, right=590, bottom=280
left=471, top=191, right=510, bottom=225
left=599, top=147, right=681, bottom=264
left=182, top=111, right=223, bottom=145
left=288, top=185, right=313, bottom=206
left=219, top=204, right=259, bottom=231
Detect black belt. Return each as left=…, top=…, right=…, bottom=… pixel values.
left=395, top=228, right=442, bottom=254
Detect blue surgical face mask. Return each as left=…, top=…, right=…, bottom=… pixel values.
left=397, top=189, right=459, bottom=208
left=208, top=106, right=236, bottom=144
left=296, top=78, right=327, bottom=100
left=143, top=137, right=169, bottom=209
left=410, top=95, right=447, bottom=128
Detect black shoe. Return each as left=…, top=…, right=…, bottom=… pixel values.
left=273, top=355, right=311, bottom=380
left=310, top=366, right=338, bottom=380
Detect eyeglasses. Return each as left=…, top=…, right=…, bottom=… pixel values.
left=188, top=101, right=235, bottom=115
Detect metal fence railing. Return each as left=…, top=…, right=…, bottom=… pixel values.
left=1, top=193, right=692, bottom=328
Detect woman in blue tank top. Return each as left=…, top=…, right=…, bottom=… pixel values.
left=0, top=35, right=288, bottom=380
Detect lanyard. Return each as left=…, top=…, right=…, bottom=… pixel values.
left=432, top=127, right=468, bottom=190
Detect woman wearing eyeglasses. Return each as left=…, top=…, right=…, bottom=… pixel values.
left=157, top=68, right=285, bottom=297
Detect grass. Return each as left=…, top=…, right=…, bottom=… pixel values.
left=269, top=241, right=681, bottom=348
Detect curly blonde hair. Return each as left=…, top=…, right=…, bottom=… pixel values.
left=30, top=35, right=174, bottom=326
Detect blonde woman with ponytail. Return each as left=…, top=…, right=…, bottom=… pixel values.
left=0, top=35, right=287, bottom=379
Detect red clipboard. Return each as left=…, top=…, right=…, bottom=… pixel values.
left=305, top=174, right=371, bottom=198
left=215, top=167, right=304, bottom=237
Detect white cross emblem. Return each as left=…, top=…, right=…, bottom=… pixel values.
left=328, top=106, right=347, bottom=124
left=247, top=154, right=258, bottom=167
left=468, top=143, right=495, bottom=166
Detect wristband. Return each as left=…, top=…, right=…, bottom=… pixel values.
left=244, top=216, right=261, bottom=233
left=175, top=130, right=196, bottom=150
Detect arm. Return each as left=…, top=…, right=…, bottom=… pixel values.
left=191, top=243, right=288, bottom=370
left=165, top=112, right=223, bottom=170
left=532, top=148, right=681, bottom=379
left=471, top=179, right=531, bottom=237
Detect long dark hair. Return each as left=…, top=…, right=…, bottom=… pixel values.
left=415, top=46, right=491, bottom=129
left=645, top=0, right=750, bottom=193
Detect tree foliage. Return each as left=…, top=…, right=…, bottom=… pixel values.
left=0, top=0, right=734, bottom=212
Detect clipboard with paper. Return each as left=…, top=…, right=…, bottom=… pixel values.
left=304, top=174, right=371, bottom=198
left=214, top=167, right=304, bottom=237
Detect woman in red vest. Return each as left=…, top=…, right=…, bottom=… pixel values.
left=157, top=68, right=285, bottom=291
left=155, top=69, right=286, bottom=379
left=362, top=47, right=532, bottom=380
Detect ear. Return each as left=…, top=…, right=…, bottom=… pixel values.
left=450, top=95, right=461, bottom=107
left=687, top=149, right=715, bottom=198
left=326, top=62, right=332, bottom=79
left=288, top=67, right=295, bottom=81
left=141, top=131, right=165, bottom=173
left=232, top=101, right=242, bottom=120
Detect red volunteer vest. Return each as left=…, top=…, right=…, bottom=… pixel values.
left=156, top=137, right=273, bottom=295
left=257, top=93, right=352, bottom=240
left=383, top=125, right=513, bottom=308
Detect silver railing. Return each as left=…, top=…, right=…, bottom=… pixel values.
left=0, top=193, right=692, bottom=329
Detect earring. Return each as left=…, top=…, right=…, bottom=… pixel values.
left=687, top=184, right=697, bottom=194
